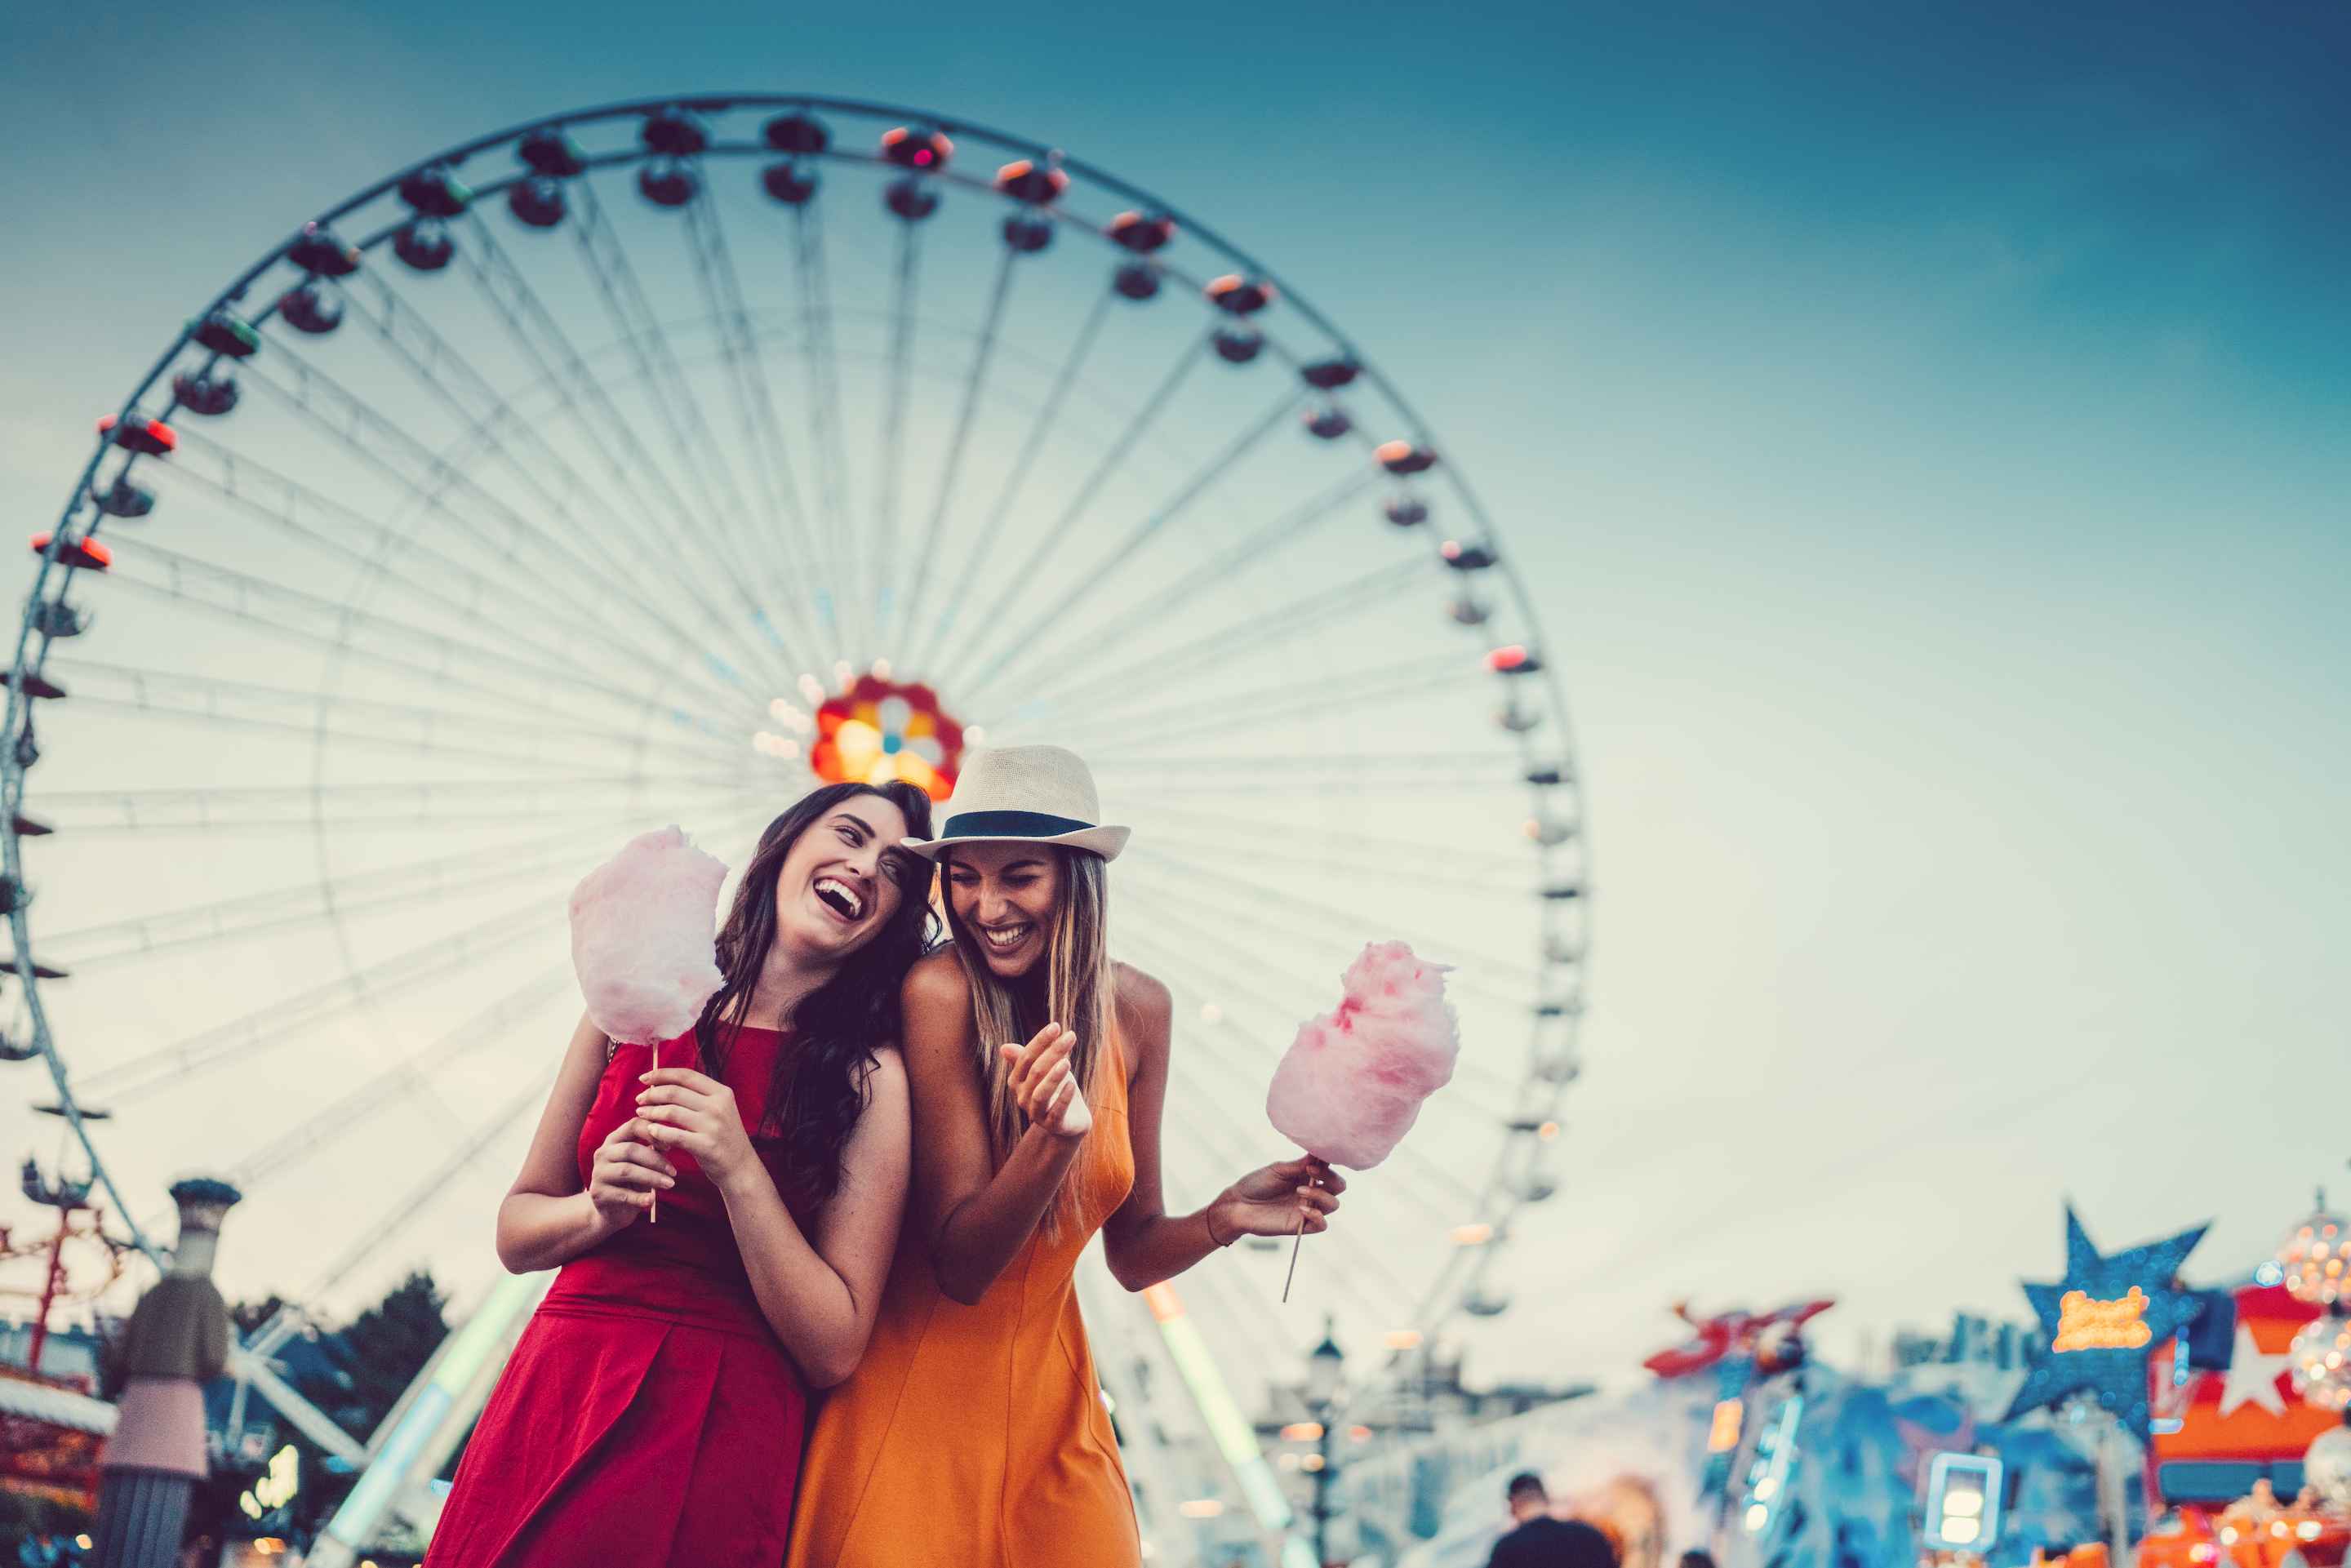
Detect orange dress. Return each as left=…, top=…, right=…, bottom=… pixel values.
left=787, top=1039, right=1140, bottom=1568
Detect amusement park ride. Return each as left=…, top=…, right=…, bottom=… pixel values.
left=2, top=91, right=1593, bottom=1562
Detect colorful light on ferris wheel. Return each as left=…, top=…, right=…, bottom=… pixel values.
left=807, top=675, right=967, bottom=800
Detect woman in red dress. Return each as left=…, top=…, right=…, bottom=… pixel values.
left=428, top=780, right=936, bottom=1568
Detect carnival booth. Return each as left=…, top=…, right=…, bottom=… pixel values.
left=2137, top=1196, right=2351, bottom=1568
left=1399, top=1196, right=2350, bottom=1568
left=1396, top=1298, right=2106, bottom=1568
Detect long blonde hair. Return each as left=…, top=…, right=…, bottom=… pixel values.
left=941, top=846, right=1117, bottom=1231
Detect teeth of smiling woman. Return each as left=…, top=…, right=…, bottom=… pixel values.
left=983, top=925, right=1029, bottom=949
left=815, top=877, right=864, bottom=918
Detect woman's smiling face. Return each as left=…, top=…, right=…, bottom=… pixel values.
left=943, top=842, right=1060, bottom=979
left=771, top=796, right=916, bottom=961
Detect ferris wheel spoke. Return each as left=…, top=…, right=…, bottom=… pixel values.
left=1154, top=1097, right=1422, bottom=1324
left=680, top=180, right=832, bottom=658
left=456, top=208, right=717, bottom=537
left=1118, top=844, right=1539, bottom=984
left=1093, top=748, right=1525, bottom=775
left=1177, top=1242, right=1367, bottom=1386
left=1007, top=556, right=1440, bottom=729
left=102, top=542, right=715, bottom=741
left=566, top=180, right=806, bottom=675
left=568, top=177, right=762, bottom=527
left=451, top=211, right=810, bottom=682
left=904, top=288, right=1113, bottom=677
left=1118, top=777, right=1528, bottom=802
left=331, top=270, right=696, bottom=574
left=789, top=202, right=857, bottom=651
left=78, top=896, right=553, bottom=1102
left=1144, top=961, right=1518, bottom=1218
left=1174, top=1264, right=1294, bottom=1397
left=225, top=964, right=575, bottom=1191
left=1033, top=660, right=1474, bottom=755
left=323, top=270, right=803, bottom=690
left=573, top=172, right=823, bottom=663
left=926, top=334, right=1205, bottom=686
left=1123, top=896, right=1533, bottom=1102
left=231, top=350, right=785, bottom=699
left=1132, top=808, right=1532, bottom=896
left=957, top=385, right=1306, bottom=708
left=866, top=220, right=926, bottom=659
left=1122, top=872, right=1546, bottom=1018
left=32, top=818, right=669, bottom=970
left=1140, top=964, right=1433, bottom=1313
left=1135, top=800, right=1540, bottom=878
left=156, top=439, right=752, bottom=722
left=46, top=658, right=758, bottom=774
left=300, top=1076, right=545, bottom=1304
left=1122, top=935, right=1498, bottom=1220
left=1150, top=1006, right=1421, bottom=1245
left=995, top=469, right=1375, bottom=713
left=24, top=775, right=758, bottom=834
left=1160, top=1120, right=1423, bottom=1329
left=1091, top=749, right=1529, bottom=799
left=890, top=245, right=1020, bottom=655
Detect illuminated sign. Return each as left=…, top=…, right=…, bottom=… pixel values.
left=1922, top=1452, right=2004, bottom=1552
left=2053, top=1288, right=2153, bottom=1352
left=2006, top=1208, right=2207, bottom=1437
left=1738, top=1394, right=1804, bottom=1538
left=238, top=1444, right=300, bottom=1520
left=1708, top=1399, right=1744, bottom=1454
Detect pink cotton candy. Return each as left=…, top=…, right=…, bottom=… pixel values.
left=568, top=825, right=728, bottom=1045
left=1264, top=940, right=1460, bottom=1170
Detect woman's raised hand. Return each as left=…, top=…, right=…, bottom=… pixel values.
left=587, top=1119, right=677, bottom=1229
left=999, top=1022, right=1091, bottom=1139
left=1213, top=1155, right=1344, bottom=1240
left=635, top=1066, right=759, bottom=1187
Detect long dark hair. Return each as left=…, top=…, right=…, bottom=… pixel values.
left=692, top=780, right=937, bottom=1214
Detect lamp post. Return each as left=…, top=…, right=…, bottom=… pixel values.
left=1304, top=1317, right=1346, bottom=1567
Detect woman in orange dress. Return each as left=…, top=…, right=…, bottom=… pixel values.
left=787, top=745, right=1345, bottom=1568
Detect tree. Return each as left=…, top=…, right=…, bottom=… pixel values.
left=312, top=1271, right=448, bottom=1438
left=209, top=1271, right=453, bottom=1552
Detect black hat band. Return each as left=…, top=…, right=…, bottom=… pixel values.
left=938, top=809, right=1094, bottom=840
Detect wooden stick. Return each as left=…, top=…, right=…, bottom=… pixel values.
left=1281, top=1205, right=1307, bottom=1303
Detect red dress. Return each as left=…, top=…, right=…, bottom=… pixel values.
left=429, top=1026, right=810, bottom=1568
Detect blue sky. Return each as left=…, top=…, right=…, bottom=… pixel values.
left=2, top=0, right=2344, bottom=1389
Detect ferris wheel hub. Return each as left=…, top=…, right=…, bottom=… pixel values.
left=800, top=673, right=967, bottom=800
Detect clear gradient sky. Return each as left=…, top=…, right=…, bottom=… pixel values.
left=2, top=1, right=2344, bottom=1387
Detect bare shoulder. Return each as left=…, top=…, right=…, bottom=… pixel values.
left=902, top=947, right=971, bottom=1014
left=1112, top=962, right=1172, bottom=1077
left=1113, top=961, right=1171, bottom=1021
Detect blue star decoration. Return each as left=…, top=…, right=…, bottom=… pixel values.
left=2003, top=1206, right=2210, bottom=1440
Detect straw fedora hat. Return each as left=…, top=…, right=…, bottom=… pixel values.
left=901, top=744, right=1130, bottom=862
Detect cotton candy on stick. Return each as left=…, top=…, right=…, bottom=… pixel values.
left=1264, top=941, right=1460, bottom=1300
left=569, top=826, right=728, bottom=1223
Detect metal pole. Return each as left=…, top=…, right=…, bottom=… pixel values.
left=1313, top=1419, right=1334, bottom=1566
left=28, top=1203, right=70, bottom=1376
left=2097, top=1409, right=2131, bottom=1568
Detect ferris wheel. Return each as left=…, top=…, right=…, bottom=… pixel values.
left=3, top=94, right=1591, bottom=1417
